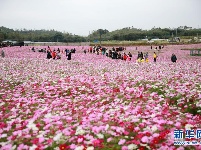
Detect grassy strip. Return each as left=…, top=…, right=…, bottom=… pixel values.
left=181, top=48, right=201, bottom=50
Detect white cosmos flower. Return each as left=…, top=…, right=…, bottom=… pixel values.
left=96, top=133, right=104, bottom=139
left=60, top=111, right=64, bottom=116
left=125, top=87, right=130, bottom=91
left=75, top=126, right=85, bottom=135
left=128, top=144, right=137, bottom=150
left=86, top=146, right=94, bottom=150
left=0, top=102, right=5, bottom=107
left=0, top=134, right=7, bottom=138
left=143, top=126, right=151, bottom=132
left=53, top=133, right=62, bottom=141
left=105, top=124, right=109, bottom=130
left=140, top=143, right=148, bottom=147
left=12, top=145, right=16, bottom=150
left=151, top=125, right=158, bottom=132
left=44, top=113, right=52, bottom=118
left=154, top=107, right=160, bottom=110
left=75, top=145, right=84, bottom=150
left=27, top=121, right=38, bottom=131
left=29, top=144, right=37, bottom=150
left=185, top=124, right=194, bottom=130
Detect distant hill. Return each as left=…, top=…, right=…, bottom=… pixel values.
left=0, top=26, right=201, bottom=43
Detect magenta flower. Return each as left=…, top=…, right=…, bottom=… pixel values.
left=118, top=139, right=126, bottom=145
left=141, top=136, right=149, bottom=143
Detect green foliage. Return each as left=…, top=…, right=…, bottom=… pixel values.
left=89, top=27, right=201, bottom=42
left=0, top=26, right=86, bottom=42
left=0, top=26, right=201, bottom=43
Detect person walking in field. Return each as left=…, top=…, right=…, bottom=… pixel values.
left=140, top=52, right=144, bottom=60
left=89, top=47, right=92, bottom=53
left=153, top=52, right=157, bottom=62
left=1, top=49, right=5, bottom=58
left=128, top=52, right=132, bottom=61
left=144, top=52, right=149, bottom=62
left=56, top=49, right=61, bottom=59
left=52, top=50, right=56, bottom=59
left=47, top=49, right=52, bottom=59
left=123, top=52, right=128, bottom=61
left=84, top=49, right=86, bottom=54
left=171, top=53, right=177, bottom=62
left=137, top=51, right=142, bottom=62
left=67, top=50, right=72, bottom=60
left=137, top=51, right=141, bottom=60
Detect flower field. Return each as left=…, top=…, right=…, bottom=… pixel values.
left=0, top=44, right=201, bottom=150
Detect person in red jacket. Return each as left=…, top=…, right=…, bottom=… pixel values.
left=52, top=50, right=56, bottom=59
left=89, top=47, right=92, bottom=53
left=123, top=53, right=128, bottom=61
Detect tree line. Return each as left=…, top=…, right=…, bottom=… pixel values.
left=0, top=26, right=201, bottom=43
left=90, top=27, right=201, bottom=42
left=0, top=26, right=86, bottom=43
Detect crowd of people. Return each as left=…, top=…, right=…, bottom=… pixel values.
left=0, top=45, right=177, bottom=63
left=28, top=46, right=76, bottom=60
left=45, top=46, right=76, bottom=60
left=31, top=45, right=176, bottom=63
left=85, top=46, right=158, bottom=62
left=86, top=46, right=133, bottom=61
left=46, top=47, right=62, bottom=59
left=136, top=51, right=149, bottom=62
left=83, top=45, right=178, bottom=63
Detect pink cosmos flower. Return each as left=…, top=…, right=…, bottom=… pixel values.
left=70, top=144, right=76, bottom=149
left=118, top=139, right=126, bottom=145
left=107, top=137, right=113, bottom=142
left=175, top=122, right=181, bottom=128
left=141, top=136, right=149, bottom=143
left=121, top=146, right=128, bottom=150
left=77, top=138, right=83, bottom=143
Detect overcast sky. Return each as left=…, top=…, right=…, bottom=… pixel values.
left=0, top=0, right=200, bottom=36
